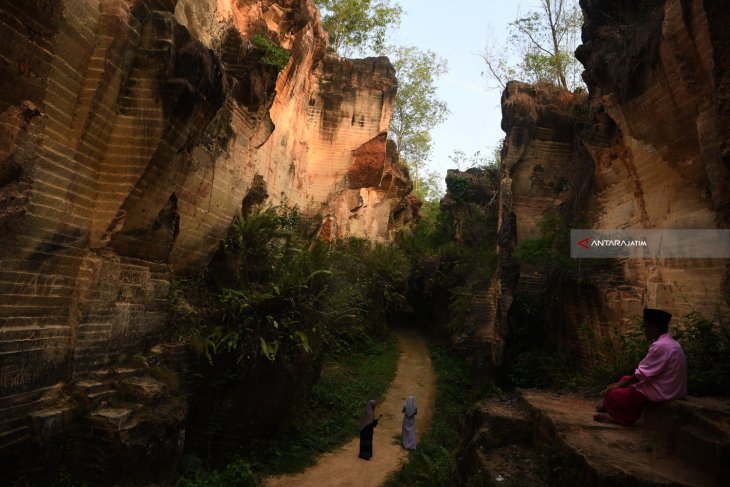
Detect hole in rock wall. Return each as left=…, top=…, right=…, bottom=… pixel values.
left=111, top=192, right=180, bottom=263
left=241, top=175, right=269, bottom=214
left=0, top=161, right=23, bottom=188
left=152, top=192, right=181, bottom=254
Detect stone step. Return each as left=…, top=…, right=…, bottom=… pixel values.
left=75, top=334, right=111, bottom=345
left=675, top=422, right=730, bottom=475
left=75, top=335, right=113, bottom=345
left=0, top=386, right=62, bottom=423
left=88, top=407, right=134, bottom=432
left=29, top=405, right=74, bottom=437
left=0, top=415, right=27, bottom=434
left=75, top=379, right=106, bottom=395
left=73, top=356, right=114, bottom=375
left=73, top=379, right=117, bottom=408
left=0, top=425, right=30, bottom=451
left=0, top=336, right=71, bottom=353
left=518, top=390, right=724, bottom=486
left=75, top=365, right=143, bottom=382
left=78, top=323, right=114, bottom=332
left=73, top=350, right=112, bottom=363
left=86, top=388, right=116, bottom=409
left=644, top=397, right=730, bottom=479
left=0, top=325, right=70, bottom=340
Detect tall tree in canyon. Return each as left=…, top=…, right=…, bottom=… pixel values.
left=314, top=3, right=449, bottom=199
left=388, top=46, right=449, bottom=199
left=316, top=0, right=402, bottom=56
left=481, top=0, right=583, bottom=90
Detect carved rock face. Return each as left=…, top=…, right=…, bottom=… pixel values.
left=0, top=0, right=407, bottom=470
left=487, top=0, right=730, bottom=367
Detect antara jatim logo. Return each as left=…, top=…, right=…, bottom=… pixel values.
left=576, top=237, right=647, bottom=248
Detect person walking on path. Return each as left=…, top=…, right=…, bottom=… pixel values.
left=401, top=396, right=417, bottom=450
left=358, top=400, right=380, bottom=460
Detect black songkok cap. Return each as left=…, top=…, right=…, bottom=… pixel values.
left=643, top=308, right=672, bottom=327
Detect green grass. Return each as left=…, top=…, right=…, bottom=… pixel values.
left=248, top=333, right=400, bottom=475
left=384, top=343, right=491, bottom=487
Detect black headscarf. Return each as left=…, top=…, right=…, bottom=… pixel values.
left=358, top=400, right=376, bottom=431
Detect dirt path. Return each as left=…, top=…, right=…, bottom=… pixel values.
left=265, top=328, right=436, bottom=487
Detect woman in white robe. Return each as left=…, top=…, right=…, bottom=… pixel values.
left=401, top=396, right=417, bottom=450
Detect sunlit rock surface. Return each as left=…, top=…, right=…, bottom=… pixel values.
left=478, top=0, right=730, bottom=366
left=0, top=0, right=408, bottom=472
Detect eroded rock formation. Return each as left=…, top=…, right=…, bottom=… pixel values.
left=0, top=0, right=410, bottom=475
left=457, top=391, right=729, bottom=486
left=470, top=0, right=729, bottom=367
left=572, top=0, right=729, bottom=330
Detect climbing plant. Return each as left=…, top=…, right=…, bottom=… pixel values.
left=251, top=34, right=291, bottom=72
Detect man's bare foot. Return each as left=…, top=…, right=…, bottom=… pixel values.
left=595, top=400, right=607, bottom=413
left=593, top=412, right=615, bottom=423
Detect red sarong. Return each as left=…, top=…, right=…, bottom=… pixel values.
left=603, top=376, right=647, bottom=425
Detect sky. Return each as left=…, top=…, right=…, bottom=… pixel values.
left=387, top=0, right=521, bottom=186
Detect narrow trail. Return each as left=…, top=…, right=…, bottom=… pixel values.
left=265, top=328, right=436, bottom=487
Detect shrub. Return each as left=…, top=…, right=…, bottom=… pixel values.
left=251, top=34, right=291, bottom=72
left=510, top=349, right=579, bottom=389
left=190, top=206, right=332, bottom=366
left=512, top=212, right=571, bottom=269
left=178, top=458, right=259, bottom=487
left=444, top=173, right=474, bottom=204
left=186, top=205, right=418, bottom=366
left=579, top=319, right=649, bottom=387
left=674, top=309, right=730, bottom=396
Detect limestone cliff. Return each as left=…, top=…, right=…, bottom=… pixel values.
left=0, top=0, right=409, bottom=468
left=574, top=0, right=729, bottom=325
left=484, top=0, right=730, bottom=366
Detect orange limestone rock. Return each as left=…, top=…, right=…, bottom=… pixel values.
left=0, top=0, right=409, bottom=465
left=487, top=0, right=729, bottom=367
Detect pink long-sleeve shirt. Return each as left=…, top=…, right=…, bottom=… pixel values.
left=632, top=333, right=687, bottom=402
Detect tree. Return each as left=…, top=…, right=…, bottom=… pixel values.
left=407, top=166, right=444, bottom=202
left=448, top=143, right=502, bottom=172
left=316, top=0, right=402, bottom=57
left=481, top=0, right=583, bottom=90
left=388, top=46, right=449, bottom=198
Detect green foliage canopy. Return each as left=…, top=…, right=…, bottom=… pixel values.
left=388, top=46, right=449, bottom=200
left=481, top=0, right=583, bottom=90
left=316, top=0, right=402, bottom=56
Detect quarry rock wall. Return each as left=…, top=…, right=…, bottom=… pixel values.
left=0, top=0, right=409, bottom=458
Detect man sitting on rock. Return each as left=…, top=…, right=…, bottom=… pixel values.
left=594, top=308, right=687, bottom=425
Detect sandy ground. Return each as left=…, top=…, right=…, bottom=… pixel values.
left=265, top=328, right=436, bottom=487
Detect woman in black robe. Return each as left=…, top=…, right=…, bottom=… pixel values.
left=358, top=400, right=380, bottom=460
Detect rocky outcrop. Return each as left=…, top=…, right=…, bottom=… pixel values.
left=440, top=167, right=501, bottom=364
left=0, top=0, right=408, bottom=475
left=496, top=82, right=593, bottom=364
left=571, top=0, right=729, bottom=331
left=480, top=0, right=730, bottom=366
left=457, top=391, right=730, bottom=486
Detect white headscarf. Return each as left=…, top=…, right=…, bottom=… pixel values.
left=404, top=396, right=416, bottom=417
left=359, top=400, right=376, bottom=431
